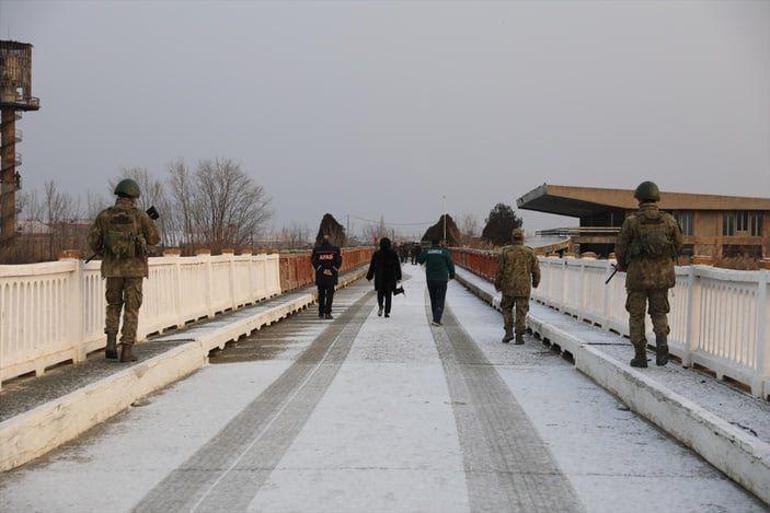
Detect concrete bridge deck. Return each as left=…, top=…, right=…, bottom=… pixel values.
left=1, top=267, right=767, bottom=513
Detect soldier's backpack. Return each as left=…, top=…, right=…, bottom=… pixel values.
left=636, top=212, right=674, bottom=259
left=103, top=207, right=142, bottom=259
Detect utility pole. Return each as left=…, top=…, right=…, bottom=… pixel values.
left=442, top=195, right=447, bottom=242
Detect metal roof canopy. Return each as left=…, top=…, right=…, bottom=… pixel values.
left=517, top=184, right=770, bottom=218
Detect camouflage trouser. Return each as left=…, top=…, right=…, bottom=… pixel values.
left=501, top=294, right=529, bottom=334
left=105, top=277, right=144, bottom=345
left=626, top=289, right=670, bottom=351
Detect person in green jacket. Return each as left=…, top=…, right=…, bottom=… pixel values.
left=417, top=239, right=455, bottom=326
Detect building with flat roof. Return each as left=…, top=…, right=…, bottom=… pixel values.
left=517, top=184, right=770, bottom=258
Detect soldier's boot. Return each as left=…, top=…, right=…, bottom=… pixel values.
left=119, top=343, right=138, bottom=363
left=655, top=335, right=669, bottom=366
left=514, top=332, right=525, bottom=345
left=105, top=333, right=119, bottom=360
left=629, top=345, right=648, bottom=368
left=502, top=327, right=514, bottom=344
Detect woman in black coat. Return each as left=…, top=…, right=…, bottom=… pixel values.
left=366, top=237, right=403, bottom=318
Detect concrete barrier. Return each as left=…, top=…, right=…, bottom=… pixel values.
left=454, top=271, right=770, bottom=506
left=0, top=268, right=366, bottom=472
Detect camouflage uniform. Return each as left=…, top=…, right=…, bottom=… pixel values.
left=494, top=235, right=540, bottom=344
left=88, top=197, right=160, bottom=356
left=615, top=202, right=682, bottom=366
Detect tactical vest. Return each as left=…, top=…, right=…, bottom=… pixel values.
left=632, top=213, right=675, bottom=259
left=103, top=207, right=144, bottom=259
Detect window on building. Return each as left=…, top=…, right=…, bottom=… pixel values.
left=723, top=212, right=735, bottom=236
left=735, top=211, right=749, bottom=232
left=673, top=211, right=693, bottom=236
left=749, top=212, right=763, bottom=237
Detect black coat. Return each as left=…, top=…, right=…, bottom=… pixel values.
left=366, top=248, right=402, bottom=292
left=312, top=241, right=342, bottom=287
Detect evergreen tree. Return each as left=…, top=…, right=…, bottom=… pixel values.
left=481, top=203, right=522, bottom=246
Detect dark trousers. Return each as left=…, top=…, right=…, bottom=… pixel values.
left=377, top=290, right=392, bottom=315
left=427, top=280, right=448, bottom=322
left=317, top=285, right=334, bottom=315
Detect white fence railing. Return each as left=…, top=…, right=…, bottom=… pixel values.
left=0, top=252, right=281, bottom=387
left=532, top=256, right=770, bottom=398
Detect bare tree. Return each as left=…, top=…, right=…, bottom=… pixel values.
left=193, top=158, right=272, bottom=251
left=167, top=159, right=196, bottom=248
left=84, top=190, right=109, bottom=222
left=459, top=212, right=480, bottom=239
left=277, top=222, right=311, bottom=249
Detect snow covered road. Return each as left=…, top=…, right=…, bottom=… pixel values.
left=0, top=268, right=765, bottom=513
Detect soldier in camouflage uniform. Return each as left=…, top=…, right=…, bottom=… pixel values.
left=494, top=228, right=540, bottom=344
left=615, top=181, right=682, bottom=368
left=88, top=179, right=160, bottom=362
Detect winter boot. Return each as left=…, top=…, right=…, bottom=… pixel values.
left=514, top=332, right=525, bottom=345
left=629, top=345, right=648, bottom=368
left=325, top=313, right=334, bottom=320
left=119, top=343, right=138, bottom=363
left=378, top=306, right=383, bottom=317
left=105, top=333, right=118, bottom=360
left=655, top=335, right=669, bottom=366
left=502, top=327, right=514, bottom=344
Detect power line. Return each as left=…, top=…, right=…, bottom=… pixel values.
left=347, top=214, right=436, bottom=227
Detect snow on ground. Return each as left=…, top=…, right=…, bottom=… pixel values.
left=446, top=279, right=766, bottom=513
left=0, top=268, right=765, bottom=513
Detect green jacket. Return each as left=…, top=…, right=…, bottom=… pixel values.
left=494, top=242, right=540, bottom=297
left=417, top=246, right=455, bottom=282
left=88, top=198, right=160, bottom=278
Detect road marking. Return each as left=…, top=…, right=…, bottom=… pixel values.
left=132, top=286, right=375, bottom=513
left=428, top=295, right=584, bottom=513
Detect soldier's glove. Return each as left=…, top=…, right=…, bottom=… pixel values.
left=532, top=280, right=540, bottom=289
left=146, top=206, right=160, bottom=220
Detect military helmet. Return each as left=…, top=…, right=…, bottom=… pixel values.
left=114, top=178, right=141, bottom=198
left=634, top=181, right=660, bottom=202
left=512, top=228, right=525, bottom=240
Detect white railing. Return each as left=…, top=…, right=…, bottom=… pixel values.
left=532, top=256, right=770, bottom=398
left=0, top=252, right=281, bottom=387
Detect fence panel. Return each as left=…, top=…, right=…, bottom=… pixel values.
left=2, top=248, right=296, bottom=387
left=451, top=247, right=770, bottom=398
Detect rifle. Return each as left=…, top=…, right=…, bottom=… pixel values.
left=85, top=206, right=159, bottom=263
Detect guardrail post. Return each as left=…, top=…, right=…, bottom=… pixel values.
left=196, top=249, right=214, bottom=318
left=59, top=251, right=86, bottom=364
left=602, top=259, right=612, bottom=328
left=163, top=248, right=184, bottom=329
left=223, top=249, right=236, bottom=310
left=752, top=270, right=768, bottom=397
left=682, top=266, right=697, bottom=367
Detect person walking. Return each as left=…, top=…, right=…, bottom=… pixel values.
left=411, top=243, right=422, bottom=265
left=418, top=239, right=455, bottom=326
left=615, top=181, right=683, bottom=368
left=88, top=179, right=160, bottom=362
left=366, top=237, right=403, bottom=318
left=494, top=228, right=540, bottom=344
left=312, top=233, right=342, bottom=319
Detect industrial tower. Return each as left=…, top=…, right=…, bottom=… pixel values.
left=0, top=40, right=40, bottom=249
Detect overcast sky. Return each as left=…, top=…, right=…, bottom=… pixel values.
left=2, top=0, right=768, bottom=235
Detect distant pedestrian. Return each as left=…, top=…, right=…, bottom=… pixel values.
left=494, top=228, right=540, bottom=344
left=411, top=243, right=422, bottom=265
left=615, top=181, right=682, bottom=368
left=366, top=237, right=403, bottom=318
left=88, top=179, right=160, bottom=362
left=418, top=239, right=455, bottom=326
left=312, top=233, right=342, bottom=320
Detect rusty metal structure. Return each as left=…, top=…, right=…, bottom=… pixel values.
left=1, top=40, right=40, bottom=249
